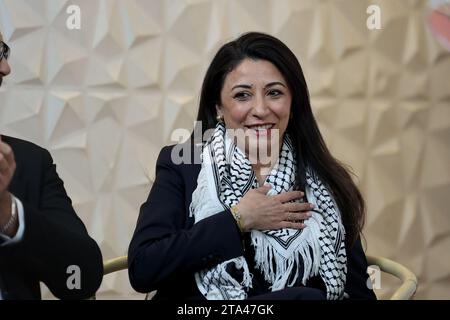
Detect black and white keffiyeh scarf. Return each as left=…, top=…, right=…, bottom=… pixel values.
left=190, top=122, right=347, bottom=300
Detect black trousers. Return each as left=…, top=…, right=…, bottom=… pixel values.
left=248, top=287, right=326, bottom=300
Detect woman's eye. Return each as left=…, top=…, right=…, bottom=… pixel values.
left=234, top=92, right=251, bottom=100
left=268, top=90, right=282, bottom=97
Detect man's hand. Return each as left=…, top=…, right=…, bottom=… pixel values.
left=0, top=135, right=17, bottom=236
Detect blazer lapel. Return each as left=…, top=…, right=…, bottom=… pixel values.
left=9, top=164, right=27, bottom=200
left=8, top=148, right=28, bottom=201
left=2, top=135, right=28, bottom=200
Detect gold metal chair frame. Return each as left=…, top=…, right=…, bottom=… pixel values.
left=99, top=254, right=418, bottom=300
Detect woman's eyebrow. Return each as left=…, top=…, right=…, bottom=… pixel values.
left=231, top=84, right=252, bottom=91
left=231, top=81, right=286, bottom=92
left=264, top=81, right=286, bottom=89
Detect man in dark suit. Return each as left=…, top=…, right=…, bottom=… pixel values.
left=0, top=32, right=103, bottom=299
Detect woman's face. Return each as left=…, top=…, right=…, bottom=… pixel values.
left=217, top=58, right=292, bottom=163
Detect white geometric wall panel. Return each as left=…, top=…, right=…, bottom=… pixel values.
left=0, top=0, right=449, bottom=299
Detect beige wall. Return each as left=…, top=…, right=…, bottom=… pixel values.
left=0, top=0, right=449, bottom=299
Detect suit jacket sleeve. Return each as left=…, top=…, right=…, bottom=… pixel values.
left=128, top=146, right=244, bottom=293
left=0, top=148, right=103, bottom=299
left=345, top=237, right=377, bottom=299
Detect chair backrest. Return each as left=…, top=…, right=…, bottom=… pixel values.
left=102, top=256, right=154, bottom=300
left=103, top=255, right=128, bottom=276
left=88, top=256, right=128, bottom=299
left=99, top=255, right=418, bottom=300
left=366, top=255, right=418, bottom=300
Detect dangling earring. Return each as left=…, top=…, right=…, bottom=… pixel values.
left=216, top=114, right=224, bottom=123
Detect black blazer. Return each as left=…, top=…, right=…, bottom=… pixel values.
left=0, top=136, right=103, bottom=299
left=128, top=142, right=376, bottom=300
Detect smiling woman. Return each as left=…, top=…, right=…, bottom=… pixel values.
left=128, top=32, right=376, bottom=300
left=216, top=59, right=292, bottom=182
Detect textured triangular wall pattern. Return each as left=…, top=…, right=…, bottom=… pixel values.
left=0, top=0, right=449, bottom=299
